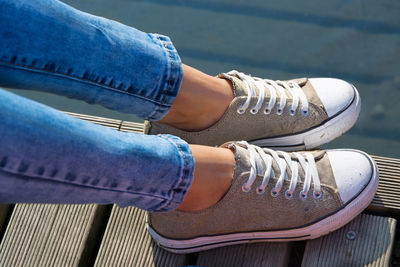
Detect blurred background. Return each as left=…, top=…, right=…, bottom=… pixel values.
left=5, top=0, right=400, bottom=157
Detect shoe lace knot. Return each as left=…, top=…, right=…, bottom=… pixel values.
left=228, top=70, right=309, bottom=116
left=235, top=141, right=322, bottom=199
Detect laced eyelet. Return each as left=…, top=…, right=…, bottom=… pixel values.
left=242, top=184, right=251, bottom=193
left=237, top=108, right=246, bottom=114
left=270, top=188, right=279, bottom=197
left=276, top=108, right=283, bottom=115
left=299, top=191, right=308, bottom=199
left=289, top=107, right=296, bottom=116
left=250, top=108, right=258, bottom=114
left=256, top=187, right=265, bottom=195
left=264, top=108, right=271, bottom=115
left=301, top=109, right=309, bottom=116
left=285, top=190, right=293, bottom=199
left=313, top=191, right=323, bottom=199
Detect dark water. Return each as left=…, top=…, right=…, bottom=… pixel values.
left=7, top=0, right=400, bottom=157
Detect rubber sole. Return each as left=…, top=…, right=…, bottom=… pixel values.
left=249, top=85, right=361, bottom=151
left=148, top=150, right=378, bottom=254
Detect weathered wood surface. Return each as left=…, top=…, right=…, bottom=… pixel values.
left=94, top=206, right=187, bottom=267
left=64, top=111, right=123, bottom=130
left=0, top=112, right=399, bottom=267
left=301, top=214, right=396, bottom=267
left=370, top=156, right=400, bottom=213
left=0, top=204, right=108, bottom=267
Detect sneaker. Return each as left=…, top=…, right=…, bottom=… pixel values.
left=145, top=71, right=360, bottom=150
left=147, top=141, right=378, bottom=254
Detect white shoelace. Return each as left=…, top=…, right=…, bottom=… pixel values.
left=235, top=141, right=321, bottom=199
left=228, top=70, right=309, bottom=116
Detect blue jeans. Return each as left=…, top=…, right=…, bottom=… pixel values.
left=0, top=0, right=195, bottom=212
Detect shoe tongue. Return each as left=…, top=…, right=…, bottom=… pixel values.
left=221, top=142, right=252, bottom=171
left=221, top=142, right=281, bottom=177
left=220, top=72, right=310, bottom=99
left=218, top=73, right=248, bottom=97
left=222, top=142, right=326, bottom=182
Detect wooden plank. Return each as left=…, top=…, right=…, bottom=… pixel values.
left=0, top=204, right=109, bottom=267
left=64, top=111, right=123, bottom=130
left=119, top=120, right=145, bottom=133
left=93, top=206, right=187, bottom=267
left=196, top=242, right=292, bottom=267
left=369, top=156, right=400, bottom=213
left=301, top=214, right=396, bottom=267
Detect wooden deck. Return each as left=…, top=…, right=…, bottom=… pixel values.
left=0, top=112, right=398, bottom=267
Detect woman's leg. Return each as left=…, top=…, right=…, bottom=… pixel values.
left=0, top=0, right=234, bottom=126
left=0, top=88, right=195, bottom=212
left=0, top=0, right=367, bottom=218
left=0, top=0, right=236, bottom=212
left=0, top=86, right=236, bottom=212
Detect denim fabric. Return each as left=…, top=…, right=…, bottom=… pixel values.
left=0, top=0, right=195, bottom=212
left=0, top=0, right=183, bottom=121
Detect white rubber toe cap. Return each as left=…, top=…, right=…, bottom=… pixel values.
left=326, top=150, right=373, bottom=204
left=309, top=78, right=355, bottom=117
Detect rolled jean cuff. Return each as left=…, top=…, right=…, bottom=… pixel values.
left=146, top=34, right=184, bottom=122
left=156, top=134, right=195, bottom=212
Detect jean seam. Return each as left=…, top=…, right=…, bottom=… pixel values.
left=0, top=167, right=173, bottom=201
left=147, top=36, right=176, bottom=120
left=157, top=135, right=192, bottom=211
left=0, top=59, right=172, bottom=108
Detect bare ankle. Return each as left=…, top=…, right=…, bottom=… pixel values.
left=159, top=64, right=233, bottom=131
left=177, top=145, right=235, bottom=212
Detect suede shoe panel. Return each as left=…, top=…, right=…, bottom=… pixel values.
left=148, top=145, right=343, bottom=240
left=145, top=72, right=330, bottom=146
left=146, top=98, right=328, bottom=146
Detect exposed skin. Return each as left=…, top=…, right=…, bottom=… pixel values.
left=159, top=64, right=236, bottom=212
left=178, top=145, right=236, bottom=212
left=159, top=64, right=234, bottom=131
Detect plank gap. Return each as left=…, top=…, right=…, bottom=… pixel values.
left=78, top=204, right=113, bottom=267
left=0, top=205, right=14, bottom=244
left=288, top=241, right=306, bottom=267
left=183, top=253, right=198, bottom=266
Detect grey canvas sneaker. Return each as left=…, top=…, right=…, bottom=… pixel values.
left=147, top=141, right=378, bottom=253
left=145, top=71, right=360, bottom=150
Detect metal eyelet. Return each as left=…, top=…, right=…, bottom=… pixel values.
left=285, top=190, right=293, bottom=199
left=264, top=108, right=271, bottom=115
left=299, top=191, right=308, bottom=199
left=256, top=187, right=265, bottom=195
left=270, top=188, right=279, bottom=197
left=289, top=106, right=296, bottom=116
left=301, top=109, right=309, bottom=116
left=276, top=108, right=283, bottom=115
left=250, top=108, right=258, bottom=115
left=237, top=108, right=246, bottom=114
left=242, top=184, right=251, bottom=193
left=313, top=191, right=323, bottom=199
